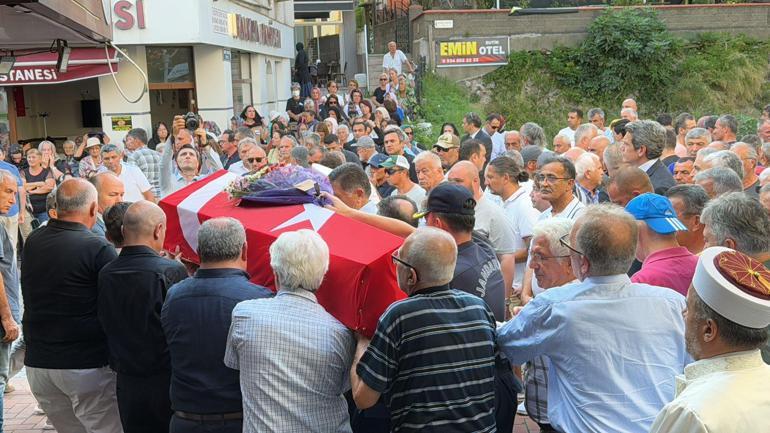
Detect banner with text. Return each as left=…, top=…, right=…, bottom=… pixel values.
left=436, top=37, right=509, bottom=68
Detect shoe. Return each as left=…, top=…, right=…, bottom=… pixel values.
left=517, top=401, right=528, bottom=416
left=33, top=405, right=45, bottom=415
left=3, top=383, right=14, bottom=393
left=42, top=419, right=55, bottom=430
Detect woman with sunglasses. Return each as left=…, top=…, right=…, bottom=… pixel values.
left=372, top=73, right=390, bottom=106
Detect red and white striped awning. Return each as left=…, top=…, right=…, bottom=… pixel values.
left=0, top=47, right=119, bottom=86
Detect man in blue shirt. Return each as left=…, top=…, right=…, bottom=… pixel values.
left=499, top=203, right=689, bottom=433
left=162, top=217, right=272, bottom=433
left=0, top=147, right=25, bottom=250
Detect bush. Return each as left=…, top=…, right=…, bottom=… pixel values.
left=483, top=8, right=770, bottom=142
left=415, top=73, right=483, bottom=147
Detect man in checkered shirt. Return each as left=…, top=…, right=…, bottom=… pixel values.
left=125, top=128, right=161, bottom=199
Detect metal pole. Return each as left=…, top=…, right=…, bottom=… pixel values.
left=364, top=24, right=371, bottom=93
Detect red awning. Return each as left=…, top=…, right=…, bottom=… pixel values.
left=0, top=47, right=119, bottom=86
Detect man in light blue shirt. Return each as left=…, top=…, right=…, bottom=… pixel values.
left=499, top=203, right=689, bottom=433
left=0, top=148, right=25, bottom=250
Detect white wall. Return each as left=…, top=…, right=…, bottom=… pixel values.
left=97, top=45, right=152, bottom=143
left=194, top=45, right=234, bottom=133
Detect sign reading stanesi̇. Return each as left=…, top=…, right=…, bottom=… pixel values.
left=436, top=37, right=509, bottom=68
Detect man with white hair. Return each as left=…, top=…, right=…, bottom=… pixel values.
left=574, top=123, right=599, bottom=151
left=552, top=134, right=571, bottom=155
left=685, top=128, right=711, bottom=158
left=226, top=229, right=354, bottom=433
left=587, top=107, right=614, bottom=142
left=504, top=130, right=522, bottom=153
left=351, top=227, right=499, bottom=433
left=621, top=107, right=638, bottom=122
left=704, top=150, right=744, bottom=181
left=413, top=151, right=444, bottom=193
left=712, top=114, right=738, bottom=145
left=499, top=204, right=689, bottom=433
left=694, top=167, right=743, bottom=199
left=228, top=138, right=261, bottom=175
left=621, top=120, right=676, bottom=194
left=0, top=169, right=20, bottom=425
left=162, top=217, right=272, bottom=433
left=622, top=98, right=638, bottom=113
left=519, top=218, right=576, bottom=432
left=574, top=152, right=606, bottom=205
left=731, top=142, right=761, bottom=198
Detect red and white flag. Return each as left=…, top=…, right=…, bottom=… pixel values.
left=160, top=170, right=406, bottom=337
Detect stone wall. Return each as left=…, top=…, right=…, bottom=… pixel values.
left=408, top=4, right=770, bottom=82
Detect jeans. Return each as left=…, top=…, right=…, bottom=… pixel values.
left=0, top=341, right=11, bottom=432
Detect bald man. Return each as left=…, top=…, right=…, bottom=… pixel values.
left=622, top=98, right=638, bottom=113
left=98, top=200, right=188, bottom=433
left=606, top=166, right=654, bottom=207
left=562, top=147, right=586, bottom=162
left=351, top=227, right=499, bottom=433
left=91, top=172, right=125, bottom=237
left=447, top=161, right=517, bottom=294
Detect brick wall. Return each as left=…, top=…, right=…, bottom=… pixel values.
left=406, top=4, right=770, bottom=81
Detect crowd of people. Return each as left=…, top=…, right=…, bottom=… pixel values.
left=0, top=51, right=768, bottom=433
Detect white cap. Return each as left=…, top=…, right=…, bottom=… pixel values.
left=692, top=247, right=770, bottom=329
left=85, top=137, right=101, bottom=149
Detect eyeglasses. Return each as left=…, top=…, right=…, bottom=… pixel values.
left=559, top=234, right=583, bottom=257
left=405, top=131, right=414, bottom=136
left=380, top=78, right=388, bottom=81
left=391, top=251, right=419, bottom=280
left=535, top=173, right=572, bottom=184
left=247, top=157, right=264, bottom=164
left=530, top=253, right=571, bottom=263
left=386, top=168, right=404, bottom=175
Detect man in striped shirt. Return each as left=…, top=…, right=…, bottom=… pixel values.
left=350, top=227, right=498, bottom=433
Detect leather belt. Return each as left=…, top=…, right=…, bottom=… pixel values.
left=174, top=411, right=243, bottom=422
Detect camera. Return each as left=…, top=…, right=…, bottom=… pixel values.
left=183, top=112, right=199, bottom=131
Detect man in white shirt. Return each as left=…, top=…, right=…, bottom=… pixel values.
left=484, top=153, right=540, bottom=291
left=557, top=108, right=583, bottom=146
left=650, top=247, right=770, bottom=433
left=99, top=144, right=154, bottom=202
left=382, top=41, right=413, bottom=75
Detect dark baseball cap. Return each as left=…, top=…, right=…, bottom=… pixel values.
left=413, top=183, right=476, bottom=219
left=368, top=153, right=390, bottom=168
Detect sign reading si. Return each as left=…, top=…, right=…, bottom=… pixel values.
left=114, top=0, right=146, bottom=30
left=436, top=37, right=509, bottom=68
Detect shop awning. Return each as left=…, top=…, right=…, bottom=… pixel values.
left=294, top=0, right=356, bottom=14
left=0, top=48, right=119, bottom=86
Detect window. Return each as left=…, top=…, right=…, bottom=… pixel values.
left=232, top=52, right=253, bottom=115
left=146, top=47, right=195, bottom=86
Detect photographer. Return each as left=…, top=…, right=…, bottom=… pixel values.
left=173, top=113, right=223, bottom=176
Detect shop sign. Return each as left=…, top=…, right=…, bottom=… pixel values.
left=114, top=0, right=146, bottom=30
left=111, top=116, right=133, bottom=131
left=436, top=37, right=509, bottom=68
left=0, top=48, right=119, bottom=86
left=434, top=20, right=454, bottom=29
left=212, top=8, right=229, bottom=35
left=227, top=13, right=282, bottom=48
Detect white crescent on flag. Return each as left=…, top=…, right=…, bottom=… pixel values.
left=177, top=171, right=238, bottom=252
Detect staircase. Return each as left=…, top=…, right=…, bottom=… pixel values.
left=365, top=53, right=415, bottom=94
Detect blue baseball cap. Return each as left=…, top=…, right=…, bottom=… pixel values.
left=625, top=193, right=687, bottom=234
left=367, top=153, right=390, bottom=168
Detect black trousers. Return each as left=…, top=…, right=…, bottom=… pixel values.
left=495, top=359, right=522, bottom=433
left=169, top=415, right=242, bottom=433
left=116, top=372, right=173, bottom=433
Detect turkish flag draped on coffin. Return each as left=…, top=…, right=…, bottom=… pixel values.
left=160, top=170, right=406, bottom=337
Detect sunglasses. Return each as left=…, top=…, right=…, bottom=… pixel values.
left=247, top=157, right=264, bottom=164
left=386, top=168, right=404, bottom=175
left=433, top=146, right=451, bottom=153
left=380, top=78, right=388, bottom=81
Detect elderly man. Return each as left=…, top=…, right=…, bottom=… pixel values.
left=504, top=130, right=522, bottom=153
left=162, top=218, right=272, bottom=433
left=499, top=204, right=689, bottom=433
left=521, top=218, right=576, bottom=432
left=228, top=138, right=261, bottom=175
left=413, top=151, right=444, bottom=193
left=351, top=227, right=499, bottom=432
left=218, top=130, right=240, bottom=170
left=0, top=148, right=26, bottom=251
left=552, top=134, right=571, bottom=155
left=125, top=128, right=161, bottom=198
left=621, top=107, right=639, bottom=122
left=432, top=132, right=460, bottom=172
left=673, top=157, right=696, bottom=184
left=377, top=196, right=418, bottom=227
left=622, top=98, right=638, bottom=112
left=22, top=179, right=122, bottom=433
left=650, top=248, right=770, bottom=433
left=329, top=163, right=378, bottom=214
left=382, top=41, right=413, bottom=74
left=704, top=150, right=744, bottom=180
left=588, top=107, right=614, bottom=141
left=485, top=155, right=540, bottom=292
left=607, top=166, right=654, bottom=206
left=557, top=108, right=582, bottom=145
left=90, top=172, right=125, bottom=237
left=761, top=184, right=770, bottom=215
left=448, top=161, right=517, bottom=294
left=0, top=170, right=20, bottom=425
left=520, top=122, right=547, bottom=148
left=602, top=143, right=626, bottom=177
left=626, top=193, right=698, bottom=296
left=100, top=144, right=154, bottom=202
left=574, top=123, right=599, bottom=151
left=693, top=147, right=717, bottom=175
left=536, top=156, right=585, bottom=219
left=701, top=192, right=770, bottom=267
left=98, top=201, right=188, bottom=433
left=574, top=152, right=606, bottom=205
left=684, top=128, right=711, bottom=158
left=226, top=230, right=354, bottom=432
left=354, top=136, right=377, bottom=167
left=712, top=114, right=738, bottom=145
left=694, top=167, right=743, bottom=199
left=620, top=120, right=676, bottom=194
left=666, top=185, right=709, bottom=255
left=731, top=142, right=761, bottom=197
